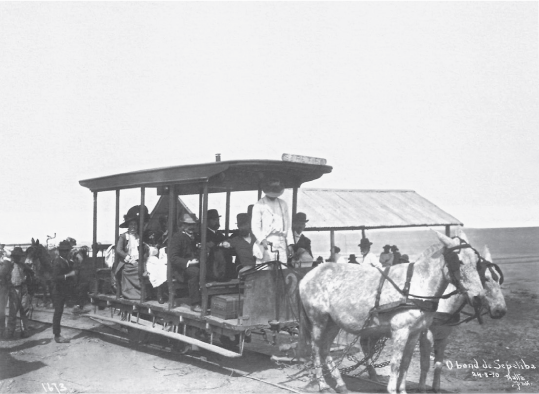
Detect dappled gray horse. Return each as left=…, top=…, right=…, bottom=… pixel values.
left=298, top=231, right=486, bottom=394
left=418, top=244, right=506, bottom=392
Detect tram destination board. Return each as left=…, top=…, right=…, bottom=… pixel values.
left=282, top=153, right=327, bottom=165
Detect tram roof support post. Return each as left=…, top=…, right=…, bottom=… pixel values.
left=200, top=182, right=209, bottom=316
left=115, top=190, right=120, bottom=299
left=330, top=230, right=335, bottom=262
left=167, top=185, right=177, bottom=310
left=139, top=187, right=146, bottom=303
left=292, top=187, right=298, bottom=217
left=92, top=192, right=98, bottom=257
left=445, top=225, right=451, bottom=237
left=225, top=190, right=231, bottom=237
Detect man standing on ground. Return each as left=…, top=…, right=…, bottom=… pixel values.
left=6, top=247, right=32, bottom=339
left=0, top=246, right=12, bottom=338
left=358, top=238, right=382, bottom=269
left=52, top=240, right=76, bottom=343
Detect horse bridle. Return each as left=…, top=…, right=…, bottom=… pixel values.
left=443, top=237, right=504, bottom=324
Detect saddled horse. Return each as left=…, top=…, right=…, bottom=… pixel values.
left=418, top=245, right=506, bottom=392
left=298, top=230, right=486, bottom=394
left=25, top=238, right=55, bottom=306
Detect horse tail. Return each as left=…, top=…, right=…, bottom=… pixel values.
left=298, top=292, right=312, bottom=359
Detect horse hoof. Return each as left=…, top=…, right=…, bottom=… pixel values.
left=302, top=381, right=321, bottom=393
left=335, top=385, right=349, bottom=393
left=320, top=389, right=333, bottom=394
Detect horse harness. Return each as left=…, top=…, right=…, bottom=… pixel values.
left=367, top=237, right=501, bottom=324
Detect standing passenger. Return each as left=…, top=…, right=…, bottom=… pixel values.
left=0, top=247, right=12, bottom=338
left=251, top=179, right=293, bottom=265
left=51, top=240, right=76, bottom=343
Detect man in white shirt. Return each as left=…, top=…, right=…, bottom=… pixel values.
left=358, top=238, right=382, bottom=269
left=251, top=179, right=293, bottom=265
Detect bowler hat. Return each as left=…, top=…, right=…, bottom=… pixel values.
left=262, top=179, right=285, bottom=198
left=179, top=213, right=198, bottom=225
left=11, top=247, right=25, bottom=257
left=401, top=254, right=410, bottom=263
left=236, top=213, right=250, bottom=226
left=358, top=238, right=373, bottom=248
left=207, top=209, right=221, bottom=220
left=293, top=212, right=309, bottom=223
left=390, top=245, right=399, bottom=252
left=58, top=240, right=73, bottom=251
left=383, top=244, right=391, bottom=251
left=119, top=205, right=149, bottom=228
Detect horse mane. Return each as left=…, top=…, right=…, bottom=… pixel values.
left=413, top=243, right=443, bottom=263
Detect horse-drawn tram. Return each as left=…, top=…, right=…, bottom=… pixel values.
left=79, top=155, right=506, bottom=393
left=80, top=155, right=332, bottom=357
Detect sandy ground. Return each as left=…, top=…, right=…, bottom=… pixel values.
left=1, top=261, right=538, bottom=394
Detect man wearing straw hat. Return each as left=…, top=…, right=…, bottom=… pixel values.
left=358, top=238, right=382, bottom=269
left=251, top=178, right=293, bottom=266
left=169, top=213, right=202, bottom=312
left=6, top=247, right=32, bottom=339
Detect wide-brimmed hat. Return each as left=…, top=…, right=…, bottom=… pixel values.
left=390, top=245, right=399, bottom=252
left=236, top=213, right=250, bottom=226
left=383, top=244, right=391, bottom=251
left=179, top=213, right=198, bottom=225
left=119, top=205, right=149, bottom=228
left=358, top=238, right=373, bottom=248
left=293, top=212, right=309, bottom=223
left=58, top=240, right=73, bottom=251
left=401, top=254, right=410, bottom=263
left=262, top=179, right=285, bottom=198
left=207, top=209, right=221, bottom=220
left=11, top=247, right=25, bottom=257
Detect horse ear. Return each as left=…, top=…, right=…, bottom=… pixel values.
left=431, top=229, right=456, bottom=247
left=31, top=238, right=35, bottom=245
left=457, top=230, right=469, bottom=242
left=36, top=239, right=40, bottom=245
left=483, top=245, right=492, bottom=262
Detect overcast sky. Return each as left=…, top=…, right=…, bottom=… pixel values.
left=1, top=2, right=537, bottom=245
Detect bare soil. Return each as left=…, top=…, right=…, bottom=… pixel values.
left=1, top=261, right=538, bottom=394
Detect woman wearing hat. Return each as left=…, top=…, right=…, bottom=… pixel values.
left=115, top=205, right=149, bottom=300
left=251, top=179, right=293, bottom=266
left=379, top=244, right=394, bottom=267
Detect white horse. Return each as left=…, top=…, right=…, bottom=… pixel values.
left=299, top=230, right=486, bottom=394
left=418, top=245, right=506, bottom=392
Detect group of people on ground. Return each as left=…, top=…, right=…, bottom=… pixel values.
left=0, top=239, right=79, bottom=343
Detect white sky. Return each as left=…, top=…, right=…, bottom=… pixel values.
left=1, top=1, right=538, bottom=245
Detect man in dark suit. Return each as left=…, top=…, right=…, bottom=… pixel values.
left=223, top=213, right=256, bottom=275
left=206, top=209, right=225, bottom=248
left=289, top=212, right=313, bottom=265
left=169, top=213, right=202, bottom=312
left=52, top=240, right=77, bottom=343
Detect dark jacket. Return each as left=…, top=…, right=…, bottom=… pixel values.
left=169, top=231, right=198, bottom=271
left=292, top=233, right=313, bottom=257
left=52, top=256, right=73, bottom=294
left=228, top=233, right=256, bottom=267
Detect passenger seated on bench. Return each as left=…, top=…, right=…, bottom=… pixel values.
left=220, top=213, right=256, bottom=276
left=169, top=213, right=202, bottom=312
left=115, top=205, right=150, bottom=300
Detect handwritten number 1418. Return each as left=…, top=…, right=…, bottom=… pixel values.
left=41, top=383, right=67, bottom=393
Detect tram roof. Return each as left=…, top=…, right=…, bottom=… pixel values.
left=297, top=188, right=463, bottom=230
left=79, top=160, right=333, bottom=194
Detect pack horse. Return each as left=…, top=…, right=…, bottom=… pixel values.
left=298, top=230, right=487, bottom=394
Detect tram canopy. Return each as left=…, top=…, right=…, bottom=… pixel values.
left=79, top=160, right=333, bottom=194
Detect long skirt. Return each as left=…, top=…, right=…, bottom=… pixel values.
left=121, top=262, right=141, bottom=300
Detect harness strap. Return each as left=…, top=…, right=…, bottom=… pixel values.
left=403, top=263, right=414, bottom=303
left=374, top=267, right=390, bottom=310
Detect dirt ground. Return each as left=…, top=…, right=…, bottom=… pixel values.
left=1, top=261, right=538, bottom=394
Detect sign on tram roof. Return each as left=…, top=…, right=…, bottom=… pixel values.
left=282, top=153, right=327, bottom=166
